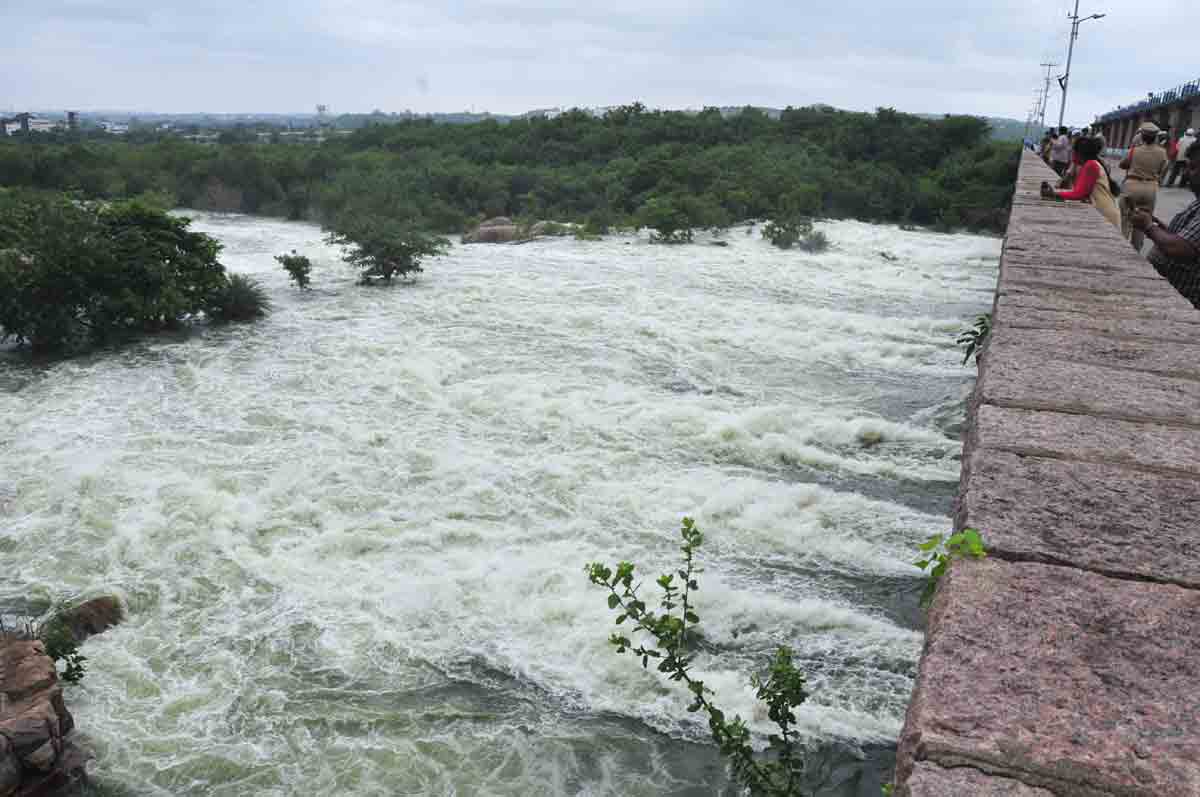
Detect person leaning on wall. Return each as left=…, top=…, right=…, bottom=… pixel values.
left=1040, top=135, right=1121, bottom=229
left=1132, top=140, right=1200, bottom=309
left=1119, top=121, right=1168, bottom=252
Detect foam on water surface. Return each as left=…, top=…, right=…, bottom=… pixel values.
left=0, top=217, right=998, bottom=796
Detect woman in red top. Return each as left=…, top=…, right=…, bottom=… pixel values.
left=1040, top=136, right=1121, bottom=228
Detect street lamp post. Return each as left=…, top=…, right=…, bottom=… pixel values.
left=1057, top=1, right=1106, bottom=129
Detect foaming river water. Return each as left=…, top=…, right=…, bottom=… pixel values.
left=0, top=216, right=999, bottom=796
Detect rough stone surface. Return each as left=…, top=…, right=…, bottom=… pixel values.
left=0, top=644, right=54, bottom=704
left=0, top=640, right=88, bottom=797
left=0, top=736, right=19, bottom=797
left=972, top=405, right=1200, bottom=476
left=983, top=324, right=1200, bottom=379
left=897, top=558, right=1200, bottom=796
left=996, top=304, right=1200, bottom=342
left=1001, top=265, right=1169, bottom=295
left=56, top=597, right=123, bottom=644
left=461, top=222, right=520, bottom=244
left=957, top=449, right=1200, bottom=586
left=896, top=151, right=1200, bottom=795
left=997, top=285, right=1198, bottom=320
left=979, top=346, right=1200, bottom=428
left=902, top=763, right=1055, bottom=797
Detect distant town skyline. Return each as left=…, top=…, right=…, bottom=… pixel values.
left=4, top=0, right=1197, bottom=128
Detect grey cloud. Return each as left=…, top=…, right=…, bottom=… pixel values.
left=3, top=0, right=1197, bottom=126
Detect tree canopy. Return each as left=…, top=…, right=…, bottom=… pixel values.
left=0, top=189, right=263, bottom=351
left=0, top=106, right=1018, bottom=235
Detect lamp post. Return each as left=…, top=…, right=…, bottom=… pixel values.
left=1057, top=1, right=1106, bottom=129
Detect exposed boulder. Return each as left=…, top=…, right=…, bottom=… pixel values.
left=0, top=641, right=88, bottom=797
left=462, top=221, right=521, bottom=244
left=462, top=218, right=576, bottom=244
left=54, top=597, right=123, bottom=644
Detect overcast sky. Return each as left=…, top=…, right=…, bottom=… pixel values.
left=3, top=0, right=1196, bottom=126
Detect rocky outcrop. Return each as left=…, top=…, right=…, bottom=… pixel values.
left=461, top=217, right=577, bottom=244
left=462, top=217, right=520, bottom=244
left=54, top=598, right=122, bottom=645
left=0, top=641, right=88, bottom=797
left=0, top=595, right=123, bottom=797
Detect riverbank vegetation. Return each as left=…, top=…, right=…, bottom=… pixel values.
left=0, top=105, right=1019, bottom=236
left=0, top=188, right=267, bottom=352
left=587, top=518, right=810, bottom=796
left=588, top=521, right=988, bottom=796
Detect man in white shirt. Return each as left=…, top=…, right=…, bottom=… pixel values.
left=1167, top=128, right=1197, bottom=187
left=1050, top=127, right=1073, bottom=176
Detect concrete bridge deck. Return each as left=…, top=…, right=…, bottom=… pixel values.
left=893, top=150, right=1200, bottom=796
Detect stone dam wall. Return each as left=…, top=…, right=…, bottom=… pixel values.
left=893, top=150, right=1200, bottom=795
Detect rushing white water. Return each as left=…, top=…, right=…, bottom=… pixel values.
left=0, top=216, right=998, bottom=796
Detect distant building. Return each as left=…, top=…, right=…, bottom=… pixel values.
left=99, top=121, right=130, bottom=135
left=1095, top=76, right=1200, bottom=149
left=2, top=113, right=58, bottom=135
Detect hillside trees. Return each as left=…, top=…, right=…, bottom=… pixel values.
left=0, top=106, right=1019, bottom=236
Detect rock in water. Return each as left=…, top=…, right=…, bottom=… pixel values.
left=462, top=217, right=521, bottom=244
left=0, top=640, right=89, bottom=796
left=56, top=597, right=123, bottom=643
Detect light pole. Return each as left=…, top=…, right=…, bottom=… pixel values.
left=1057, top=2, right=1105, bottom=129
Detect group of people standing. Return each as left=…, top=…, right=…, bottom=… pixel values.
left=1036, top=124, right=1200, bottom=309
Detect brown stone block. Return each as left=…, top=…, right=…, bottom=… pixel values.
left=979, top=344, right=1200, bottom=426
left=984, top=325, right=1200, bottom=379
left=1001, top=250, right=1160, bottom=278
left=896, top=558, right=1200, bottom=796
left=973, top=405, right=1200, bottom=477
left=0, top=693, right=60, bottom=756
left=996, top=286, right=1198, bottom=321
left=957, top=449, right=1200, bottom=586
left=993, top=304, right=1199, bottom=343
left=0, top=643, right=54, bottom=704
left=999, top=264, right=1170, bottom=295
left=901, top=762, right=1055, bottom=796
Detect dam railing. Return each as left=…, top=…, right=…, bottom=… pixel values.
left=892, top=150, right=1200, bottom=796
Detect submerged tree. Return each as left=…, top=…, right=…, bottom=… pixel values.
left=276, top=250, right=313, bottom=289
left=0, top=189, right=255, bottom=351
left=325, top=215, right=449, bottom=284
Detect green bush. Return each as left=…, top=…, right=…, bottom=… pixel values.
left=276, top=250, right=313, bottom=289
left=587, top=518, right=809, bottom=796
left=762, top=217, right=812, bottom=250
left=0, top=190, right=238, bottom=351
left=207, top=273, right=271, bottom=321
left=637, top=195, right=695, bottom=243
left=325, top=215, right=449, bottom=284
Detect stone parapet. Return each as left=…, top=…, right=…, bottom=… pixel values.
left=894, top=150, right=1200, bottom=795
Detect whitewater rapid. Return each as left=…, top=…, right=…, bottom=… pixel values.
left=0, top=217, right=998, bottom=796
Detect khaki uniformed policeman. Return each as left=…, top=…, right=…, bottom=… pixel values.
left=1119, top=121, right=1169, bottom=251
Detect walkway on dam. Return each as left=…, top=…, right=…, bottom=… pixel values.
left=893, top=150, right=1200, bottom=796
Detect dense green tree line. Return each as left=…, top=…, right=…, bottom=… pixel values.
left=0, top=189, right=268, bottom=351
left=0, top=105, right=1018, bottom=234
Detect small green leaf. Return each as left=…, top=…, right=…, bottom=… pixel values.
left=607, top=594, right=620, bottom=610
